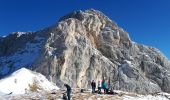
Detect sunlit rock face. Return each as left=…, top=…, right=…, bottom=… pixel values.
left=1, top=9, right=170, bottom=94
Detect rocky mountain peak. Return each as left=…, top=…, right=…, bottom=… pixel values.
left=56, top=9, right=132, bottom=50
left=0, top=9, right=170, bottom=94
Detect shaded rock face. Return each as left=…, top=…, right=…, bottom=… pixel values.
left=0, top=32, right=36, bottom=56
left=0, top=9, right=170, bottom=94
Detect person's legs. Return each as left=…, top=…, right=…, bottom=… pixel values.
left=99, top=87, right=101, bottom=93
left=92, top=87, right=95, bottom=93
left=104, top=88, right=106, bottom=94
left=67, top=91, right=71, bottom=100
left=106, top=88, right=108, bottom=94
left=98, top=87, right=101, bottom=94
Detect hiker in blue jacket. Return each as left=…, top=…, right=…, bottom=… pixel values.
left=102, top=80, right=108, bottom=94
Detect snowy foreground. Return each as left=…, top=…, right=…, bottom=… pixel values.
left=0, top=68, right=170, bottom=100
left=0, top=89, right=170, bottom=100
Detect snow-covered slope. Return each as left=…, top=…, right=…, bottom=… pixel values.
left=0, top=68, right=59, bottom=94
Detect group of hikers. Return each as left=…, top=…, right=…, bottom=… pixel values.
left=91, top=79, right=110, bottom=94
left=63, top=79, right=113, bottom=100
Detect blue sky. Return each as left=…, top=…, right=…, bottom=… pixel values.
left=0, top=0, right=170, bottom=59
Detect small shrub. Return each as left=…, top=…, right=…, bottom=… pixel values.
left=29, top=79, right=41, bottom=92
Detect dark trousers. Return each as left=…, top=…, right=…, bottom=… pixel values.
left=104, top=88, right=107, bottom=94
left=103, top=88, right=108, bottom=94
left=67, top=91, right=71, bottom=100
left=98, top=87, right=101, bottom=94
left=92, top=87, right=96, bottom=93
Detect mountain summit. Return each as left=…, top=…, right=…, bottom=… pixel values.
left=0, top=9, right=170, bottom=94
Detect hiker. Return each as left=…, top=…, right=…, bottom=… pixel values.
left=91, top=80, right=96, bottom=93
left=102, top=80, right=108, bottom=94
left=64, top=84, right=71, bottom=100
left=62, top=93, right=68, bottom=100
left=98, top=81, right=101, bottom=94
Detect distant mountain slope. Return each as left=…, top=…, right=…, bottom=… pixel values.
left=0, top=9, right=170, bottom=94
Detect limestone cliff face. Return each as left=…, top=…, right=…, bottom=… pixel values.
left=1, top=9, right=170, bottom=94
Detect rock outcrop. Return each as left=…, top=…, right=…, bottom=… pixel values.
left=0, top=9, right=170, bottom=94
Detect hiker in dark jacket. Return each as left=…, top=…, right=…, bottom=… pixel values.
left=91, top=80, right=96, bottom=93
left=64, top=84, right=71, bottom=100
